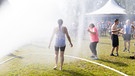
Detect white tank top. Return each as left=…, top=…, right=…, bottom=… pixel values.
left=55, top=26, right=66, bottom=47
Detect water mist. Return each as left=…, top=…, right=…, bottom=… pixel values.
left=0, top=0, right=65, bottom=59
left=0, top=0, right=91, bottom=60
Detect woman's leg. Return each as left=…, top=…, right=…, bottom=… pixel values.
left=93, top=42, right=98, bottom=57
left=54, top=47, right=59, bottom=69
left=59, top=46, right=66, bottom=70
left=90, top=42, right=94, bottom=56
left=60, top=51, right=64, bottom=70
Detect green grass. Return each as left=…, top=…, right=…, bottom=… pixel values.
left=0, top=59, right=121, bottom=76
left=0, top=36, right=135, bottom=76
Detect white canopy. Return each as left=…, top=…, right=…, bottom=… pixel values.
left=86, top=0, right=126, bottom=15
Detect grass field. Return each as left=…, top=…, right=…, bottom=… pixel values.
left=0, top=36, right=135, bottom=76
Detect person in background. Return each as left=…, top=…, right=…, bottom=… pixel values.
left=87, top=23, right=99, bottom=60
left=107, top=21, right=112, bottom=38
left=121, top=19, right=134, bottom=53
left=131, top=21, right=135, bottom=39
left=110, top=19, right=121, bottom=56
left=48, top=19, right=73, bottom=70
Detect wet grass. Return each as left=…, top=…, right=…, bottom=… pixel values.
left=0, top=36, right=135, bottom=76
left=0, top=59, right=121, bottom=76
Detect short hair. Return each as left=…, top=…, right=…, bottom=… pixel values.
left=58, top=19, right=63, bottom=25
left=114, top=19, right=119, bottom=22
left=89, top=23, right=95, bottom=28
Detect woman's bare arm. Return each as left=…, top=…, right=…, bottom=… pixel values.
left=64, top=27, right=73, bottom=47
left=48, top=28, right=56, bottom=48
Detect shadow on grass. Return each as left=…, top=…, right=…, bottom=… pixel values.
left=119, top=56, right=135, bottom=60
left=7, top=53, right=23, bottom=59
left=98, top=59, right=128, bottom=67
left=33, top=68, right=95, bottom=76
left=99, top=42, right=111, bottom=45
left=61, top=69, right=94, bottom=76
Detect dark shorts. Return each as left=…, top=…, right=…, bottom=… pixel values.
left=55, top=46, right=66, bottom=51
left=123, top=34, right=131, bottom=41
left=111, top=34, right=119, bottom=47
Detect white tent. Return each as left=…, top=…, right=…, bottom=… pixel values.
left=86, top=0, right=126, bottom=15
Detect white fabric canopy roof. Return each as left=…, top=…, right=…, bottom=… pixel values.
left=86, top=0, right=126, bottom=15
